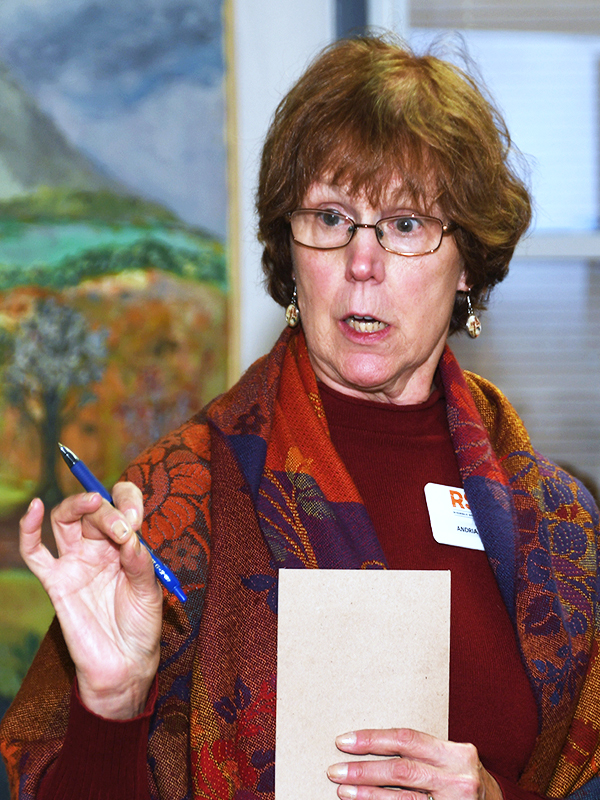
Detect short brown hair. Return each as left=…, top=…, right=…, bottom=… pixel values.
left=256, top=35, right=531, bottom=333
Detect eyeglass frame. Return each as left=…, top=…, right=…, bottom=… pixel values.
left=285, top=208, right=458, bottom=257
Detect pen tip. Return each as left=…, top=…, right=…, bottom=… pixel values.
left=57, top=442, right=78, bottom=466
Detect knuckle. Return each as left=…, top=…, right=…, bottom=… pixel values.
left=458, top=741, right=480, bottom=768
left=351, top=762, right=368, bottom=781
left=393, top=727, right=418, bottom=751
left=456, top=773, right=479, bottom=796
left=360, top=730, right=378, bottom=750
left=389, top=759, right=408, bottom=781
left=114, top=480, right=142, bottom=498
left=390, top=757, right=425, bottom=785
left=113, top=482, right=143, bottom=517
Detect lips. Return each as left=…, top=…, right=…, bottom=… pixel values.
left=344, top=315, right=387, bottom=333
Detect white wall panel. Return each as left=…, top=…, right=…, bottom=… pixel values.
left=409, top=29, right=600, bottom=233
left=367, top=0, right=410, bottom=37
left=230, top=1, right=334, bottom=376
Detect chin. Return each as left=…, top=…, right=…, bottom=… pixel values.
left=337, top=363, right=394, bottom=394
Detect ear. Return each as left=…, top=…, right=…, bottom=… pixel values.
left=457, top=268, right=469, bottom=293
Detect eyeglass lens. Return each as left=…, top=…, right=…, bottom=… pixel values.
left=290, top=210, right=444, bottom=256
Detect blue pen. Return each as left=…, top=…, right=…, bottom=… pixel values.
left=58, top=442, right=187, bottom=603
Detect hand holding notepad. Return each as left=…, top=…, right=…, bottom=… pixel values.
left=276, top=570, right=451, bottom=799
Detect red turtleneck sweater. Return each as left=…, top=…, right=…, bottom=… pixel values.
left=320, top=381, right=543, bottom=800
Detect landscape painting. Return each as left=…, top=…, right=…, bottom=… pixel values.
left=0, top=1, right=229, bottom=788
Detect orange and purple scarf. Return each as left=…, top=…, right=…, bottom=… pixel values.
left=2, top=327, right=600, bottom=799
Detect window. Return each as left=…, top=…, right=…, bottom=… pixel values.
left=408, top=7, right=600, bottom=496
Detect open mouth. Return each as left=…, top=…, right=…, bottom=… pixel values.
left=345, top=315, right=387, bottom=333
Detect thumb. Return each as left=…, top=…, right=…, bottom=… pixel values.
left=119, top=532, right=162, bottom=600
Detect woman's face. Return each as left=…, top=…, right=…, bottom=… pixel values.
left=291, top=178, right=468, bottom=405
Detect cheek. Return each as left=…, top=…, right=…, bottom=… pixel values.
left=294, top=258, right=338, bottom=312
left=296, top=282, right=333, bottom=331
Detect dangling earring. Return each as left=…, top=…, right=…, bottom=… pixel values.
left=466, top=293, right=481, bottom=339
left=285, top=285, right=300, bottom=327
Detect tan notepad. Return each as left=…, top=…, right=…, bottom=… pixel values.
left=276, top=569, right=450, bottom=798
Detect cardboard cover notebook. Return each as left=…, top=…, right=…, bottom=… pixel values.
left=276, top=569, right=450, bottom=798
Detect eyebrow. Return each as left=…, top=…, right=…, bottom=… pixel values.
left=307, top=182, right=435, bottom=217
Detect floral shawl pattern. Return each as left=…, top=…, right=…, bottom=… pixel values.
left=1, top=327, right=600, bottom=799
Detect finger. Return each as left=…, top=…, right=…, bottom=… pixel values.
left=51, top=492, right=138, bottom=552
left=336, top=729, right=442, bottom=762
left=112, top=481, right=144, bottom=531
left=328, top=756, right=432, bottom=794
left=336, top=785, right=425, bottom=800
left=336, top=731, right=483, bottom=785
left=50, top=492, right=104, bottom=550
left=19, top=498, right=56, bottom=576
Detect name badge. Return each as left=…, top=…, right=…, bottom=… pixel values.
left=424, top=483, right=484, bottom=551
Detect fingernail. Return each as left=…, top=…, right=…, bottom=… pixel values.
left=327, top=763, right=348, bottom=780
left=338, top=786, right=357, bottom=799
left=336, top=732, right=357, bottom=747
left=125, top=508, right=139, bottom=529
left=111, top=519, right=130, bottom=541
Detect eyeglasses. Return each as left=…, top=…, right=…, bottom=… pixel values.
left=286, top=209, right=457, bottom=257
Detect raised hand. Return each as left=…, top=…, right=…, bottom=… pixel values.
left=328, top=728, right=502, bottom=800
left=19, top=485, right=163, bottom=720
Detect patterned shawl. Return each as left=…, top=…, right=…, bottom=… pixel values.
left=2, top=327, right=600, bottom=799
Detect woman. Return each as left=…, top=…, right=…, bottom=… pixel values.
left=2, top=35, right=600, bottom=800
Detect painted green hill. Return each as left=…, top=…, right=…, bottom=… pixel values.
left=0, top=187, right=182, bottom=226
left=0, top=187, right=226, bottom=291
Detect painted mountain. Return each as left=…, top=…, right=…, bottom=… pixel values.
left=0, top=60, right=117, bottom=196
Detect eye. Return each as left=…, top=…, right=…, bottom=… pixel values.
left=316, top=210, right=346, bottom=228
left=393, top=216, right=424, bottom=234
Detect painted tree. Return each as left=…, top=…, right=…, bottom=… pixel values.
left=4, top=297, right=108, bottom=506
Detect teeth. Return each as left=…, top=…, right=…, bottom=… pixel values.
left=346, top=316, right=387, bottom=333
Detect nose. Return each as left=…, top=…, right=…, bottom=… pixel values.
left=345, top=224, right=386, bottom=283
